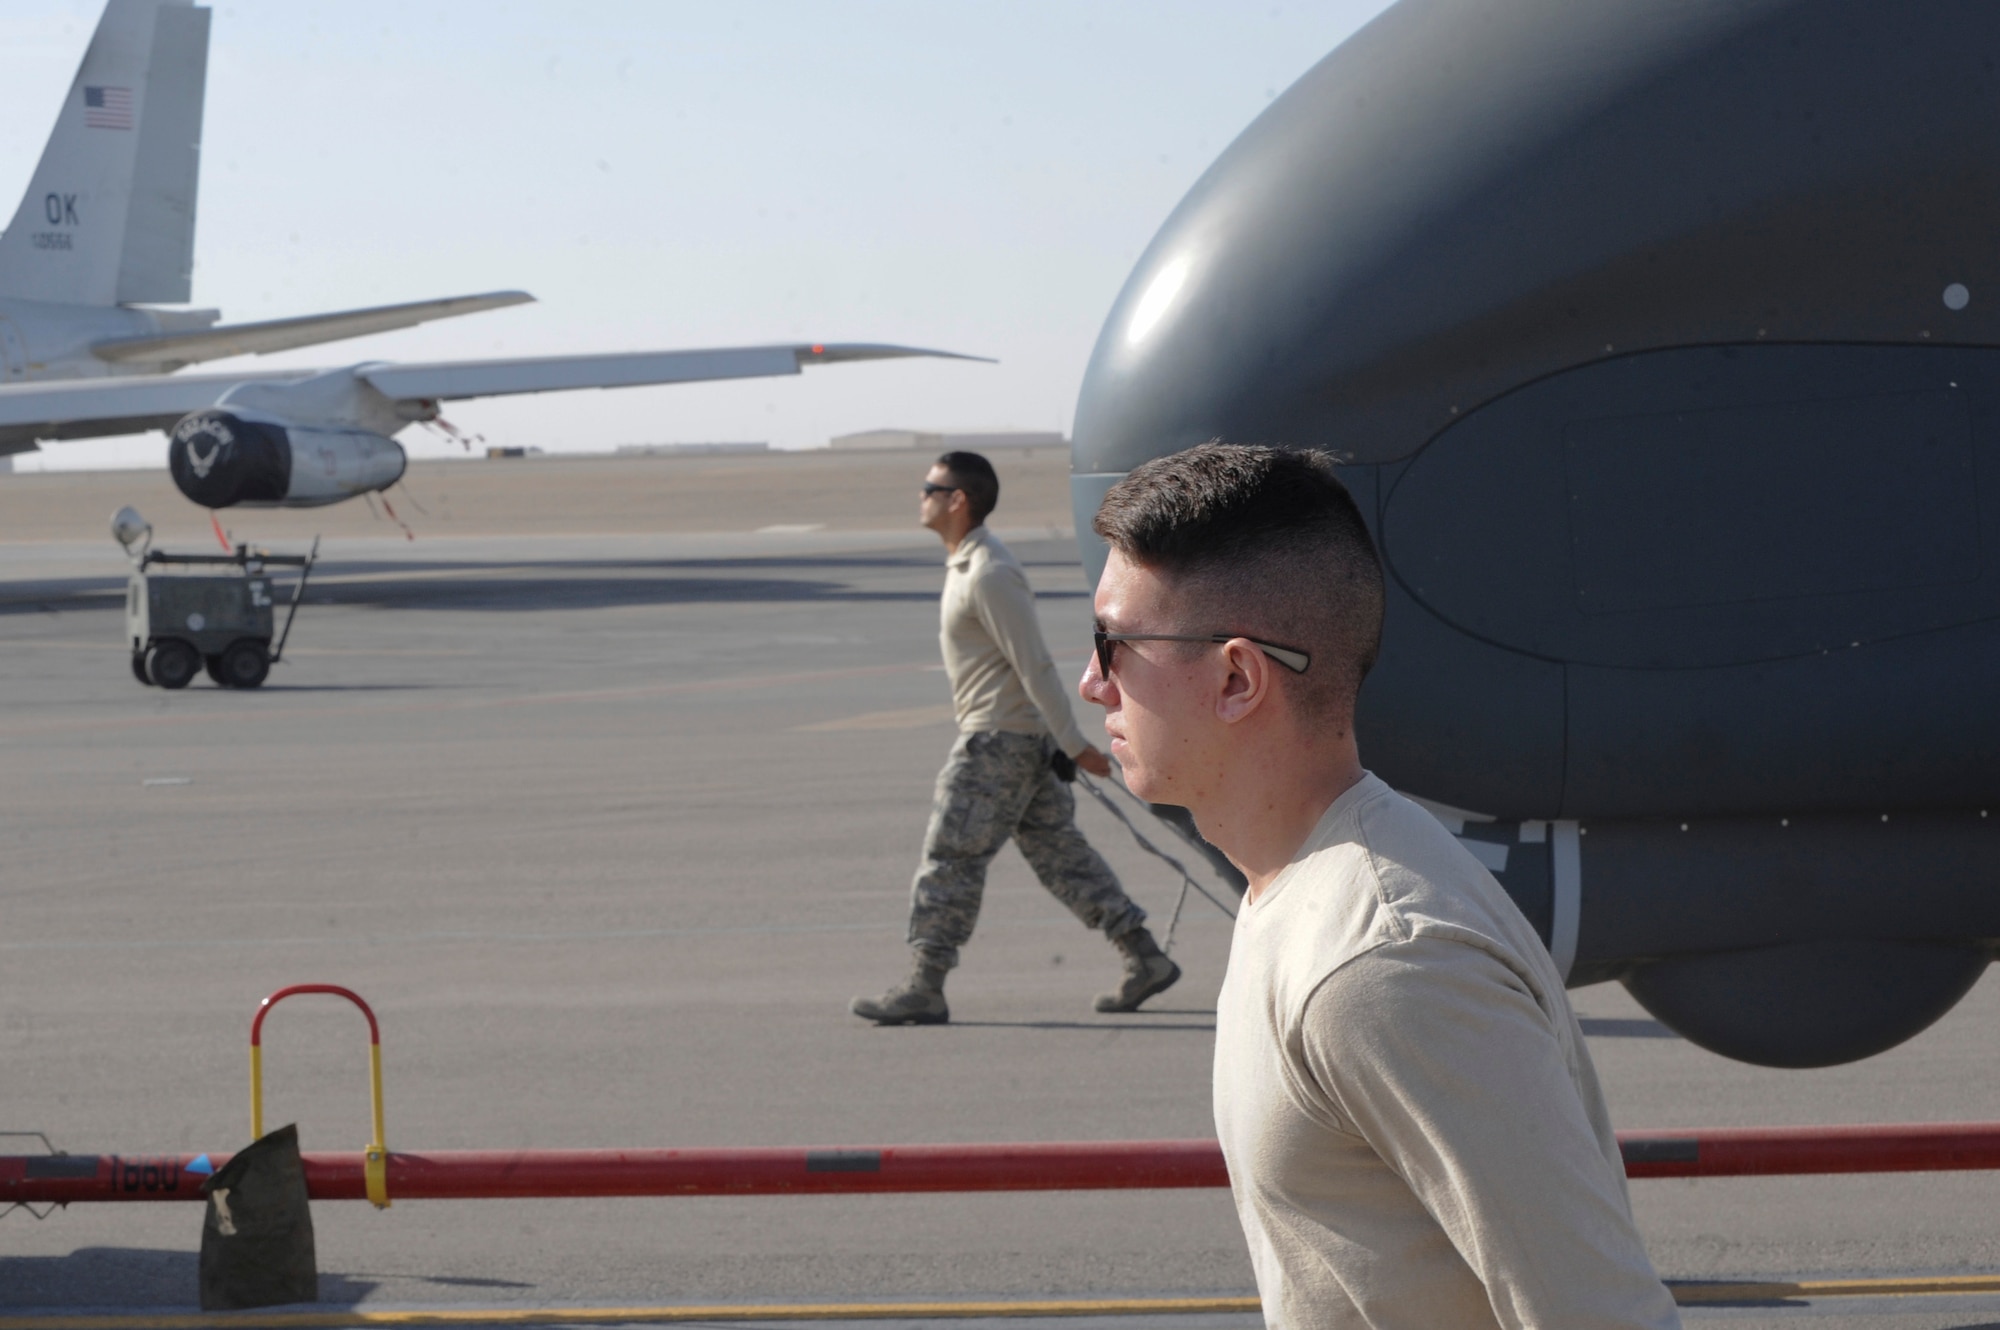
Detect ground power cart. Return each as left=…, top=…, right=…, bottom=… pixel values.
left=126, top=540, right=318, bottom=690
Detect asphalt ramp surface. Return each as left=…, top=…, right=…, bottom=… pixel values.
left=3, top=457, right=1999, bottom=1321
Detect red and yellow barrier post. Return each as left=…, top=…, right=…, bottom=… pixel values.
left=249, top=984, right=390, bottom=1209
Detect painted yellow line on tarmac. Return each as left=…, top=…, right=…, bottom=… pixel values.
left=1671, top=1273, right=2000, bottom=1303
left=0, top=1299, right=1255, bottom=1329
left=9, top=1278, right=2000, bottom=1330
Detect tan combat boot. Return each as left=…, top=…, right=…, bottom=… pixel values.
left=851, top=963, right=950, bottom=1025
left=1095, top=928, right=1181, bottom=1013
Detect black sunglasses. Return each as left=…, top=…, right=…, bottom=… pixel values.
left=1094, top=628, right=1311, bottom=677
left=921, top=483, right=960, bottom=497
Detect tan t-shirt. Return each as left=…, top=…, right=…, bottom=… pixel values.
left=939, top=525, right=1089, bottom=757
left=1213, top=773, right=1679, bottom=1330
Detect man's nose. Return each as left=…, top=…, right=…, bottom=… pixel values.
left=1078, top=654, right=1114, bottom=706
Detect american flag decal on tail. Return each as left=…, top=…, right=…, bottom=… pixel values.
left=83, top=86, right=133, bottom=130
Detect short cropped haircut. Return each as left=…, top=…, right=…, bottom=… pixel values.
left=1092, top=443, right=1384, bottom=724
left=937, top=451, right=999, bottom=523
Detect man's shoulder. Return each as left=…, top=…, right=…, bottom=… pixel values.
left=1348, top=787, right=1519, bottom=924
left=1261, top=780, right=1540, bottom=998
left=966, top=527, right=1019, bottom=564
left=965, top=538, right=1029, bottom=589
left=1348, top=784, right=1483, bottom=878
left=1341, top=784, right=1565, bottom=1000
left=1284, top=776, right=1450, bottom=901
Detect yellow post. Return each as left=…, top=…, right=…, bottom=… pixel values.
left=249, top=1042, right=265, bottom=1139
left=365, top=1041, right=390, bottom=1209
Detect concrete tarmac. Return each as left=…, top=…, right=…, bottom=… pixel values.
left=3, top=453, right=2000, bottom=1327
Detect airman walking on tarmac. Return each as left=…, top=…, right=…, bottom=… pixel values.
left=850, top=451, right=1180, bottom=1025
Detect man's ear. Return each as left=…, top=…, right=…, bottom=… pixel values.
left=1214, top=638, right=1274, bottom=726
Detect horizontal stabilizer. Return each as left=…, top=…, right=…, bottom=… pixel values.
left=90, top=290, right=535, bottom=367
left=358, top=342, right=991, bottom=402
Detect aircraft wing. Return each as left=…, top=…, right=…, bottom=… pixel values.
left=88, top=291, right=536, bottom=367
left=0, top=342, right=988, bottom=453
left=0, top=370, right=310, bottom=453
left=355, top=342, right=990, bottom=402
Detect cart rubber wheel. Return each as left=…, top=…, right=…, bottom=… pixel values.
left=218, top=639, right=271, bottom=689
left=204, top=654, right=230, bottom=687
left=131, top=650, right=153, bottom=686
left=145, top=639, right=200, bottom=690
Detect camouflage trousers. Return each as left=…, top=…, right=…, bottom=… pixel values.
left=906, top=730, right=1144, bottom=971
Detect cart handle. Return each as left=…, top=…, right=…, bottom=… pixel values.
left=270, top=537, right=319, bottom=666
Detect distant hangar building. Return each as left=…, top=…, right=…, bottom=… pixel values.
left=828, top=429, right=1067, bottom=452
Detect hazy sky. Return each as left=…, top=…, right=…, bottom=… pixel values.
left=0, top=1, right=1392, bottom=469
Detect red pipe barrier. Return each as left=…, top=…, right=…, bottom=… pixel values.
left=1617, top=1121, right=2000, bottom=1179
left=0, top=1140, right=1228, bottom=1206
left=9, top=1123, right=2000, bottom=1206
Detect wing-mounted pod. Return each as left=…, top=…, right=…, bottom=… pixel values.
left=167, top=408, right=406, bottom=509
left=166, top=372, right=411, bottom=509
left=1070, top=0, right=2000, bottom=1066
left=168, top=410, right=288, bottom=507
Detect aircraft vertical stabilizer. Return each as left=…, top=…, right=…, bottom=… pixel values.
left=0, top=0, right=211, bottom=307
left=118, top=3, right=209, bottom=304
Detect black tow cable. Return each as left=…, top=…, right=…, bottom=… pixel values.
left=1075, top=770, right=1238, bottom=953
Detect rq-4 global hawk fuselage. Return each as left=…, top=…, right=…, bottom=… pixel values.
left=0, top=0, right=979, bottom=508
left=1073, top=0, right=2000, bottom=1070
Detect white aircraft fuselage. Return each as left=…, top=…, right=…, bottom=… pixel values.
left=0, top=296, right=212, bottom=381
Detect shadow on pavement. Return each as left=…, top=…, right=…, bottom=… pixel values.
left=0, top=572, right=1086, bottom=617
left=0, top=541, right=1088, bottom=619
left=0, top=1247, right=376, bottom=1307
left=950, top=1020, right=1217, bottom=1032
left=342, top=1271, right=535, bottom=1290
left=242, top=684, right=453, bottom=693
left=320, top=576, right=937, bottom=612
